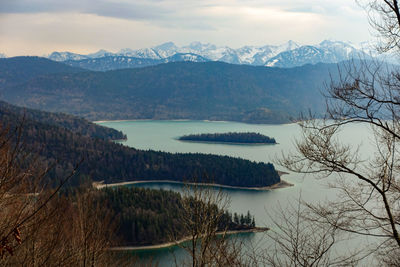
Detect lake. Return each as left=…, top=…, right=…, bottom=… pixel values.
left=99, top=120, right=375, bottom=266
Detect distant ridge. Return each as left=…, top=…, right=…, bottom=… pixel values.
left=0, top=56, right=85, bottom=85
left=64, top=53, right=209, bottom=71
left=46, top=40, right=377, bottom=71
left=0, top=58, right=339, bottom=123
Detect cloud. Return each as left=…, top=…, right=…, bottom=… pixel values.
left=0, top=0, right=365, bottom=24
left=0, top=0, right=171, bottom=20
left=0, top=0, right=372, bottom=56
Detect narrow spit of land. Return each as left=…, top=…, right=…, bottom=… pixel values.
left=94, top=178, right=292, bottom=191
left=109, top=227, right=269, bottom=251
left=93, top=171, right=292, bottom=191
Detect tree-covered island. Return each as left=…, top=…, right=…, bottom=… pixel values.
left=179, top=132, right=276, bottom=144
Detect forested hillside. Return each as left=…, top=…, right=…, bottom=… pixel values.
left=0, top=56, right=85, bottom=86
left=0, top=100, right=125, bottom=140
left=0, top=57, right=338, bottom=123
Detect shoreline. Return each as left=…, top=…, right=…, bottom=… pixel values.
left=109, top=227, right=269, bottom=251
left=93, top=118, right=294, bottom=126
left=93, top=175, right=293, bottom=191
left=94, top=119, right=193, bottom=124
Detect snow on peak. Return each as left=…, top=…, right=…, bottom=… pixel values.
left=48, top=51, right=88, bottom=62
left=153, top=42, right=178, bottom=58
left=186, top=41, right=216, bottom=51
left=47, top=40, right=378, bottom=68
left=88, top=49, right=113, bottom=58
left=264, top=40, right=372, bottom=68
left=118, top=48, right=162, bottom=59
left=281, top=40, right=300, bottom=51
left=154, top=42, right=177, bottom=50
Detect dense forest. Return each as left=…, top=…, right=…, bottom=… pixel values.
left=0, top=101, right=280, bottom=188
left=0, top=100, right=125, bottom=140
left=0, top=128, right=259, bottom=266
left=98, top=186, right=255, bottom=246
left=179, top=132, right=276, bottom=144
left=0, top=57, right=337, bottom=123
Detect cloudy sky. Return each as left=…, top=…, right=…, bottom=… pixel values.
left=0, top=0, right=373, bottom=56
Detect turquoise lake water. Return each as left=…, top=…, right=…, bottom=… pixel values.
left=99, top=120, right=376, bottom=266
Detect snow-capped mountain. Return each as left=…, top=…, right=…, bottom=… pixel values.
left=118, top=47, right=164, bottom=60
left=179, top=42, right=227, bottom=61
left=87, top=49, right=114, bottom=58
left=48, top=51, right=88, bottom=61
left=64, top=53, right=209, bottom=71
left=153, top=42, right=179, bottom=58
left=166, top=53, right=209, bottom=63
left=64, top=56, right=161, bottom=71
left=48, top=49, right=113, bottom=62
left=48, top=40, right=377, bottom=70
left=265, top=40, right=372, bottom=68
left=171, top=41, right=301, bottom=65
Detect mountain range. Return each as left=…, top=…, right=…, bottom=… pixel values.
left=30, top=40, right=373, bottom=71
left=63, top=53, right=209, bottom=71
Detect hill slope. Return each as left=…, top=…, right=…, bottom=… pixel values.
left=0, top=56, right=85, bottom=86
left=0, top=100, right=125, bottom=140
left=0, top=59, right=336, bottom=123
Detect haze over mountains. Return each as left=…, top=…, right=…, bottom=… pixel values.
left=40, top=40, right=374, bottom=71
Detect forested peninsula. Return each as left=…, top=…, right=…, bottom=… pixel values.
left=0, top=101, right=280, bottom=188
left=99, top=186, right=256, bottom=246
left=179, top=132, right=276, bottom=144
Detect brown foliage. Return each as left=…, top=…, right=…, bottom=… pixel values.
left=0, top=122, right=129, bottom=266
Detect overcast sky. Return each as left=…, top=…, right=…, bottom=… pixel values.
left=0, top=0, right=373, bottom=56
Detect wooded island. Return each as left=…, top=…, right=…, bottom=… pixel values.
left=179, top=132, right=276, bottom=144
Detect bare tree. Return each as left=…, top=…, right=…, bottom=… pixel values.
left=175, top=183, right=256, bottom=267
left=264, top=196, right=362, bottom=267
left=69, top=187, right=118, bottom=267
left=0, top=122, right=66, bottom=260
left=359, top=0, right=400, bottom=53
left=271, top=1, right=400, bottom=264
